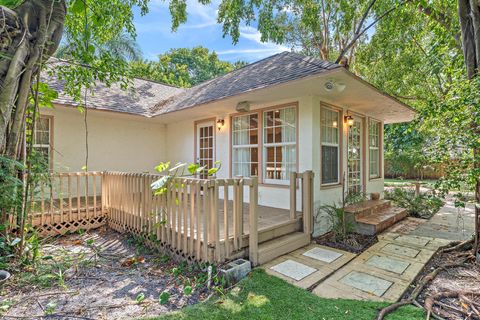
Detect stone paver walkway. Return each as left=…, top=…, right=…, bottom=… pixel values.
left=263, top=244, right=356, bottom=289
left=312, top=233, right=450, bottom=302
left=263, top=198, right=471, bottom=302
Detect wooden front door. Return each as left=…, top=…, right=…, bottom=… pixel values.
left=196, top=121, right=215, bottom=178
left=347, top=117, right=363, bottom=194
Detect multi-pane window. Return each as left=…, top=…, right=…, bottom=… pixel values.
left=33, top=117, right=52, bottom=168
left=198, top=124, right=214, bottom=178
left=369, top=120, right=381, bottom=178
left=263, top=106, right=296, bottom=183
left=321, top=108, right=340, bottom=184
left=232, top=114, right=259, bottom=177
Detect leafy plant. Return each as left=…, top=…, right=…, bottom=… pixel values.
left=384, top=187, right=444, bottom=219
left=136, top=293, right=145, bottom=304
left=159, top=291, right=170, bottom=305
left=183, top=285, right=192, bottom=296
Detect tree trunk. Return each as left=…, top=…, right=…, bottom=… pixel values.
left=458, top=0, right=480, bottom=260
left=0, top=0, right=66, bottom=158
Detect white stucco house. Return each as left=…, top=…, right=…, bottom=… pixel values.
left=38, top=52, right=415, bottom=238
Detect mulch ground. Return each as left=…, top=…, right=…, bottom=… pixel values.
left=402, top=247, right=480, bottom=320
left=314, top=232, right=378, bottom=254
left=0, top=228, right=218, bottom=320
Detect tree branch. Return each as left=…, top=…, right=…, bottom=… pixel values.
left=335, top=0, right=408, bottom=64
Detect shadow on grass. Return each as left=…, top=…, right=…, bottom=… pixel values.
left=147, top=269, right=424, bottom=320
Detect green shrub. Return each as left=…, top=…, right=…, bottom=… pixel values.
left=384, top=187, right=444, bottom=219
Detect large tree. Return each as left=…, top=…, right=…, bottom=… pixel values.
left=130, top=46, right=246, bottom=87
left=457, top=0, right=480, bottom=258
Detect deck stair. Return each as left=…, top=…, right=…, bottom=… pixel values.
left=344, top=200, right=407, bottom=235
left=253, top=171, right=315, bottom=266
left=257, top=226, right=310, bottom=265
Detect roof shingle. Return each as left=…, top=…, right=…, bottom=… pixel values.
left=45, top=52, right=339, bottom=117
left=150, top=52, right=340, bottom=116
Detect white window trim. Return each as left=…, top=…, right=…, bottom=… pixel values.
left=232, top=114, right=259, bottom=178
left=320, top=108, right=341, bottom=186
left=369, top=120, right=381, bottom=179
left=230, top=103, right=298, bottom=185
left=262, top=106, right=297, bottom=185
left=33, top=116, right=52, bottom=169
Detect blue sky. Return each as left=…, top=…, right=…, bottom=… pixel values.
left=134, top=0, right=290, bottom=63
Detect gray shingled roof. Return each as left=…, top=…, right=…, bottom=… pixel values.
left=44, top=60, right=185, bottom=117
left=45, top=52, right=339, bottom=117
left=150, top=51, right=340, bottom=116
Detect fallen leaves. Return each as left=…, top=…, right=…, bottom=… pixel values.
left=121, top=256, right=145, bottom=267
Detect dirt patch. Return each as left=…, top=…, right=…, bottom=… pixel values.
left=1, top=228, right=221, bottom=319
left=402, top=248, right=480, bottom=320
left=314, top=232, right=378, bottom=254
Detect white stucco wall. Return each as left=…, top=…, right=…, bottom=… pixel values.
left=164, top=96, right=385, bottom=237
left=41, top=105, right=167, bottom=173
left=43, top=96, right=385, bottom=237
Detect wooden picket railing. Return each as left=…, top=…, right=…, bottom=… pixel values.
left=27, top=170, right=314, bottom=264
left=26, top=171, right=105, bottom=236
left=102, top=172, right=258, bottom=263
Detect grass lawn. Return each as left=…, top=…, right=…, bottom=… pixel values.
left=384, top=178, right=437, bottom=188
left=149, top=269, right=423, bottom=320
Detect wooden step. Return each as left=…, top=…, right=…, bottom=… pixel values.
left=256, top=232, right=310, bottom=265
left=344, top=199, right=392, bottom=219
left=354, top=207, right=408, bottom=235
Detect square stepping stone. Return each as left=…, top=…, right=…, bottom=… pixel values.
left=340, top=271, right=393, bottom=297
left=365, top=255, right=410, bottom=274
left=302, top=247, right=343, bottom=263
left=381, top=243, right=420, bottom=258
left=395, top=235, right=431, bottom=247
left=270, top=259, right=317, bottom=281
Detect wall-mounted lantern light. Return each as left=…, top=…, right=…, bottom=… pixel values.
left=344, top=115, right=354, bottom=127
left=217, top=119, right=225, bottom=131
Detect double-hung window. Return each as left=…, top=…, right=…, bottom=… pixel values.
left=369, top=119, right=381, bottom=178
left=33, top=117, right=52, bottom=168
left=263, top=106, right=296, bottom=184
left=232, top=114, right=259, bottom=177
left=321, top=107, right=340, bottom=185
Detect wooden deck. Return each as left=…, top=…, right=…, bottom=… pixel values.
left=26, top=171, right=314, bottom=265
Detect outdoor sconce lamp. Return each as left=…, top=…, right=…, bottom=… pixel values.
left=344, top=115, right=354, bottom=127
left=217, top=119, right=225, bottom=131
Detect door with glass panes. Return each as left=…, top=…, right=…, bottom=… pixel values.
left=347, top=117, right=363, bottom=194
left=196, top=121, right=215, bottom=178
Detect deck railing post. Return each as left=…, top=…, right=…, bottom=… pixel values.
left=302, top=171, right=314, bottom=236
left=289, top=172, right=297, bottom=220
left=248, top=177, right=259, bottom=266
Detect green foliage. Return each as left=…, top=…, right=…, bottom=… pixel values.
left=384, top=187, right=444, bottom=219
left=159, top=291, right=170, bottom=305
left=136, top=292, right=146, bottom=304
left=129, top=46, right=246, bottom=87
left=314, top=191, right=365, bottom=241
left=151, top=161, right=221, bottom=195
left=52, top=0, right=150, bottom=104
left=0, top=156, right=24, bottom=215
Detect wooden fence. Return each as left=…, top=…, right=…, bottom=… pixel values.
left=26, top=171, right=104, bottom=236
left=27, top=170, right=314, bottom=265
left=103, top=172, right=259, bottom=263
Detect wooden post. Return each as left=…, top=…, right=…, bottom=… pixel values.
left=212, top=180, right=221, bottom=262
left=237, top=178, right=244, bottom=249
left=223, top=183, right=229, bottom=259
left=302, top=171, right=314, bottom=236
left=202, top=180, right=210, bottom=261
left=248, top=177, right=259, bottom=266
left=414, top=182, right=421, bottom=197
left=290, top=172, right=296, bottom=220
left=59, top=175, right=64, bottom=223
